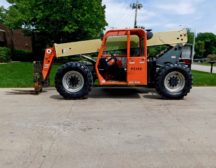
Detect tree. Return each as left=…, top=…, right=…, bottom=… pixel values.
left=187, top=28, right=195, bottom=44
left=4, top=0, right=107, bottom=59
left=148, top=45, right=169, bottom=57
left=195, top=40, right=205, bottom=58
left=0, top=6, right=6, bottom=24
left=195, top=32, right=216, bottom=58
left=5, top=0, right=107, bottom=42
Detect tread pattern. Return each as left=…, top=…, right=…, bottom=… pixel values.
left=55, top=62, right=93, bottom=99
left=155, top=64, right=192, bottom=99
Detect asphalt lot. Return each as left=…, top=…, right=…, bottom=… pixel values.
left=192, top=64, right=216, bottom=73
left=0, top=87, right=216, bottom=168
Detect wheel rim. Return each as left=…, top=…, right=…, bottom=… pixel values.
left=164, top=71, right=185, bottom=93
left=62, top=71, right=84, bottom=93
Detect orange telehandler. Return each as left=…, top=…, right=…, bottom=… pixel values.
left=34, top=28, right=192, bottom=99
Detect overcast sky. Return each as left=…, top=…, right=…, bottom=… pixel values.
left=0, top=0, right=215, bottom=33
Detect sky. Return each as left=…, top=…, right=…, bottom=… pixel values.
left=0, top=0, right=215, bottom=33
left=103, top=0, right=216, bottom=33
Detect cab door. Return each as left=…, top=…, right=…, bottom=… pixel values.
left=127, top=31, right=148, bottom=85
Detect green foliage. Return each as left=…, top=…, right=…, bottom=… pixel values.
left=192, top=70, right=216, bottom=86
left=148, top=45, right=169, bottom=57
left=0, top=47, right=11, bottom=62
left=4, top=0, right=107, bottom=43
left=187, top=28, right=195, bottom=44
left=3, top=0, right=107, bottom=59
left=195, top=40, right=205, bottom=58
left=185, top=30, right=216, bottom=59
left=195, top=32, right=216, bottom=58
left=12, top=49, right=33, bottom=62
left=0, top=6, right=6, bottom=23
left=207, top=54, right=216, bottom=62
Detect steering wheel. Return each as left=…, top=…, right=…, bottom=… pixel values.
left=106, top=53, right=117, bottom=63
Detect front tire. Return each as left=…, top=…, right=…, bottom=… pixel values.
left=55, top=62, right=93, bottom=99
left=155, top=64, right=192, bottom=99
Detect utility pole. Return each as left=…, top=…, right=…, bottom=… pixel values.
left=130, top=0, right=143, bottom=28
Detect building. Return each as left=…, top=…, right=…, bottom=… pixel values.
left=0, top=24, right=32, bottom=51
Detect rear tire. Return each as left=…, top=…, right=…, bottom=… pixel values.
left=155, top=64, right=192, bottom=99
left=55, top=62, right=93, bottom=99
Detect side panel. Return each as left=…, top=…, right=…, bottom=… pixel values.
left=127, top=56, right=147, bottom=85
left=127, top=30, right=148, bottom=85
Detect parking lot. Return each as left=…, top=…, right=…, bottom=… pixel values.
left=0, top=87, right=216, bottom=168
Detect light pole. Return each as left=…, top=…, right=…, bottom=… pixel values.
left=130, top=0, right=143, bottom=28
left=192, top=29, right=196, bottom=63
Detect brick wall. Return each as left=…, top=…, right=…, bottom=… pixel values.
left=0, top=24, right=32, bottom=51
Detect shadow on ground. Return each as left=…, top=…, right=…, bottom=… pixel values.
left=6, top=89, right=47, bottom=95
left=143, top=94, right=162, bottom=99
left=89, top=87, right=148, bottom=99
left=50, top=87, right=160, bottom=100
left=4, top=87, right=162, bottom=100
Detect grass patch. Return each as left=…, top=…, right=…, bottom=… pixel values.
left=0, top=62, right=59, bottom=87
left=0, top=62, right=216, bottom=87
left=192, top=70, right=216, bottom=86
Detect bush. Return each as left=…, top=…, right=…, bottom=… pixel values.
left=0, top=47, right=11, bottom=63
left=12, top=49, right=33, bottom=62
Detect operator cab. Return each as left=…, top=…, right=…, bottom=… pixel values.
left=96, top=29, right=148, bottom=85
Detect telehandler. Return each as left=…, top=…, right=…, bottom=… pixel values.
left=34, top=28, right=192, bottom=99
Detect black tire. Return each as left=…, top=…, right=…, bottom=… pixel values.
left=55, top=62, right=93, bottom=99
left=155, top=64, right=192, bottom=99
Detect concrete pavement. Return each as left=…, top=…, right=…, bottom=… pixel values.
left=0, top=87, right=216, bottom=168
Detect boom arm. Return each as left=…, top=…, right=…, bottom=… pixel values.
left=147, top=28, right=187, bottom=46
left=54, top=28, right=187, bottom=58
